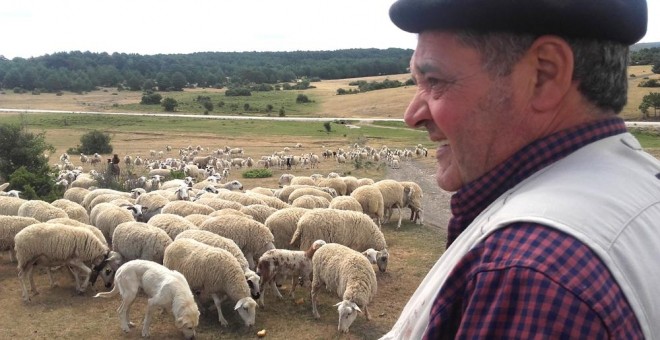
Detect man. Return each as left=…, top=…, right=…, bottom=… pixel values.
left=383, top=0, right=660, bottom=339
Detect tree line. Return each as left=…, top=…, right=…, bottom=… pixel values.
left=0, top=48, right=412, bottom=93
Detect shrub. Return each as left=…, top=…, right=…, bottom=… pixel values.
left=242, top=168, right=272, bottom=179
left=638, top=79, right=660, bottom=88
left=225, top=88, right=252, bottom=96
left=162, top=97, right=178, bottom=112
left=78, top=130, right=113, bottom=154
left=296, top=94, right=310, bottom=103
left=141, top=92, right=162, bottom=104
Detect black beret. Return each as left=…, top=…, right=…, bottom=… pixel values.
left=389, top=0, right=648, bottom=45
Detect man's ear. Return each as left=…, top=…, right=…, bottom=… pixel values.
left=528, top=36, right=574, bottom=113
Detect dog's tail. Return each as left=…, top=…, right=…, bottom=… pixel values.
left=94, top=282, right=119, bottom=299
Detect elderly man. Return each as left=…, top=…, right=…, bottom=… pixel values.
left=383, top=0, right=660, bottom=339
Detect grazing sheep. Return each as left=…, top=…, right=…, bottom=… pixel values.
left=94, top=204, right=143, bottom=244
left=0, top=216, right=39, bottom=262
left=63, top=187, right=90, bottom=205
left=399, top=181, right=424, bottom=225
left=316, top=177, right=347, bottom=196
left=50, top=198, right=90, bottom=224
left=264, top=207, right=309, bottom=249
left=0, top=196, right=28, bottom=216
left=329, top=196, right=364, bottom=212
left=239, top=204, right=278, bottom=224
left=161, top=200, right=215, bottom=217
left=194, top=197, right=244, bottom=211
left=291, top=195, right=330, bottom=209
left=374, top=180, right=408, bottom=229
left=47, top=217, right=108, bottom=247
left=356, top=177, right=375, bottom=187
left=94, top=259, right=199, bottom=339
left=215, top=190, right=266, bottom=206
left=350, top=184, right=385, bottom=228
left=361, top=248, right=390, bottom=274
left=88, top=193, right=135, bottom=213
left=311, top=243, right=377, bottom=333
left=341, top=176, right=360, bottom=195
left=256, top=239, right=326, bottom=306
left=17, top=200, right=68, bottom=222
left=175, top=229, right=261, bottom=301
left=147, top=213, right=198, bottom=240
left=199, top=215, right=275, bottom=269
left=287, top=187, right=334, bottom=204
left=291, top=209, right=389, bottom=272
left=247, top=187, right=275, bottom=197
left=14, top=222, right=119, bottom=301
left=244, top=192, right=291, bottom=210
left=275, top=184, right=315, bottom=203
left=81, top=188, right=130, bottom=211
left=163, top=239, right=257, bottom=327
left=135, top=191, right=170, bottom=213
left=111, top=221, right=173, bottom=265
left=184, top=214, right=212, bottom=227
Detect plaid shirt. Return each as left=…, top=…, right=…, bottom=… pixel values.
left=425, top=117, right=644, bottom=339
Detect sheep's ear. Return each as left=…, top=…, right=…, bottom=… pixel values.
left=353, top=304, right=362, bottom=313
left=234, top=299, right=245, bottom=310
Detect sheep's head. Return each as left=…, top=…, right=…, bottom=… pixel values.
left=376, top=249, right=389, bottom=273
left=226, top=180, right=244, bottom=191
left=126, top=204, right=144, bottom=220
left=335, top=300, right=361, bottom=333
left=234, top=297, right=257, bottom=327
left=245, top=270, right=261, bottom=300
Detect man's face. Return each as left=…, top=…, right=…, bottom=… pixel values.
left=405, top=31, right=526, bottom=192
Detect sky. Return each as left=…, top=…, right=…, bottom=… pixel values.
left=1, top=0, right=659, bottom=59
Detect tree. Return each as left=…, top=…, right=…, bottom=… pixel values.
left=653, top=62, right=660, bottom=74
left=0, top=123, right=54, bottom=182
left=170, top=72, right=187, bottom=91
left=639, top=92, right=660, bottom=118
left=296, top=94, right=311, bottom=103
left=162, top=97, right=178, bottom=112
left=79, top=130, right=113, bottom=154
left=141, top=92, right=162, bottom=105
left=323, top=121, right=332, bottom=133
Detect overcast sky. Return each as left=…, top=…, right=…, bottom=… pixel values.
left=1, top=0, right=659, bottom=59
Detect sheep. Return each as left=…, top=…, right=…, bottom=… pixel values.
left=63, top=187, right=90, bottom=205
left=175, top=229, right=261, bottom=301
left=311, top=243, right=377, bottom=333
left=14, top=222, right=120, bottom=301
left=17, top=200, right=68, bottom=222
left=135, top=191, right=170, bottom=212
left=81, top=188, right=129, bottom=211
left=199, top=215, right=275, bottom=269
left=191, top=155, right=212, bottom=168
left=329, top=196, right=364, bottom=212
left=215, top=190, right=265, bottom=206
left=0, top=196, right=27, bottom=216
left=287, top=187, right=334, bottom=204
left=163, top=238, right=257, bottom=327
left=93, top=204, right=143, bottom=244
left=219, top=179, right=244, bottom=191
left=239, top=204, right=278, bottom=224
left=399, top=181, right=424, bottom=225
left=161, top=200, right=215, bottom=217
left=148, top=168, right=172, bottom=179
left=291, top=195, right=330, bottom=209
left=290, top=176, right=316, bottom=186
left=70, top=176, right=98, bottom=189
left=290, top=209, right=389, bottom=272
left=341, top=176, right=360, bottom=195
left=193, top=197, right=243, bottom=211
left=256, top=240, right=326, bottom=306
left=244, top=192, right=291, bottom=210
left=111, top=221, right=173, bottom=265
left=361, top=248, right=390, bottom=274
left=147, top=213, right=198, bottom=240
left=350, top=184, right=385, bottom=228
left=264, top=207, right=309, bottom=249
left=209, top=208, right=253, bottom=219
left=88, top=193, right=135, bottom=213
left=50, top=199, right=90, bottom=224
left=316, top=177, right=347, bottom=196
left=184, top=214, right=211, bottom=227
left=46, top=217, right=108, bottom=247
left=356, top=177, right=375, bottom=187
left=0, top=216, right=39, bottom=261
left=374, top=179, right=409, bottom=229
left=247, top=187, right=275, bottom=197
left=275, top=184, right=316, bottom=203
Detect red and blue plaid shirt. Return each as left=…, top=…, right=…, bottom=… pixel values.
left=425, top=117, right=644, bottom=339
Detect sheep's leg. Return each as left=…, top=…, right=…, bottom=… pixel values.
left=47, top=267, right=59, bottom=288
left=311, top=280, right=322, bottom=319
left=211, top=293, right=229, bottom=327
left=288, top=276, right=297, bottom=299
left=18, top=263, right=34, bottom=302
left=67, top=258, right=92, bottom=293
left=271, top=277, right=284, bottom=299
left=26, top=263, right=39, bottom=296
left=246, top=255, right=256, bottom=271
left=396, top=205, right=403, bottom=229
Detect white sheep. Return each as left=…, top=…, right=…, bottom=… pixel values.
left=93, top=203, right=143, bottom=244
left=14, top=222, right=120, bottom=301
left=63, top=187, right=90, bottom=205
left=361, top=248, right=391, bottom=274
left=193, top=197, right=244, bottom=211
left=161, top=200, right=215, bottom=217
left=239, top=204, right=278, bottom=224
left=47, top=217, right=108, bottom=247
left=244, top=191, right=291, bottom=210
left=199, top=215, right=275, bottom=269
left=50, top=198, right=90, bottom=224
left=311, top=243, right=377, bottom=333
left=17, top=200, right=68, bottom=222
left=256, top=239, right=326, bottom=306
left=215, top=190, right=266, bottom=206
left=400, top=181, right=424, bottom=225
left=374, top=180, right=408, bottom=228
left=175, top=229, right=261, bottom=302
left=291, top=209, right=389, bottom=272
left=163, top=238, right=257, bottom=327
left=341, top=176, right=360, bottom=195
left=0, top=216, right=39, bottom=261
left=0, top=196, right=27, bottom=216
left=316, top=177, right=347, bottom=196
left=291, top=195, right=330, bottom=209
left=275, top=184, right=315, bottom=202
left=329, top=196, right=364, bottom=212
left=147, top=213, right=198, bottom=240
left=350, top=184, right=385, bottom=228
left=109, top=221, right=171, bottom=269
left=287, top=187, right=334, bottom=204
left=264, top=207, right=309, bottom=249
left=81, top=188, right=130, bottom=211
left=184, top=213, right=212, bottom=227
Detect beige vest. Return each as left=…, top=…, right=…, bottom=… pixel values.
left=382, top=133, right=660, bottom=339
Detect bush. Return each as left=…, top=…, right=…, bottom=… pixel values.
left=296, top=94, right=310, bottom=103
left=242, top=168, right=272, bottom=179
left=141, top=92, right=162, bottom=104
left=162, top=97, right=178, bottom=112
left=225, top=88, right=252, bottom=96
left=9, top=166, right=62, bottom=201
left=638, top=79, right=660, bottom=88
left=78, top=130, right=113, bottom=154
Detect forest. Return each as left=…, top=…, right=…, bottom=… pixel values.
left=0, top=49, right=412, bottom=93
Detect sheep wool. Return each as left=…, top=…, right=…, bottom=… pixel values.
left=287, top=187, right=334, bottom=204
left=47, top=217, right=108, bottom=246
left=161, top=200, right=215, bottom=217
left=194, top=197, right=243, bottom=211
left=112, top=221, right=172, bottom=264
left=51, top=199, right=90, bottom=224
left=264, top=207, right=309, bottom=250
left=329, top=196, right=364, bottom=212
left=63, top=187, right=90, bottom=205
left=316, top=177, right=347, bottom=196
left=147, top=213, right=198, bottom=240
left=350, top=184, right=385, bottom=228
left=239, top=204, right=278, bottom=224
left=0, top=196, right=27, bottom=216
left=244, top=192, right=291, bottom=210
left=17, top=200, right=68, bottom=222
left=0, top=216, right=39, bottom=261
left=291, top=195, right=330, bottom=209
left=184, top=214, right=211, bottom=227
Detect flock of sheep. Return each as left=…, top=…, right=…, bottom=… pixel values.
left=0, top=142, right=426, bottom=337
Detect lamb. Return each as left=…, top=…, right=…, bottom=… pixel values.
left=311, top=243, right=377, bottom=333
left=163, top=238, right=257, bottom=327
left=14, top=222, right=120, bottom=301
left=291, top=209, right=389, bottom=272
left=175, top=229, right=261, bottom=301
left=399, top=181, right=424, bottom=225
left=329, top=196, right=364, bottom=212
left=111, top=221, right=173, bottom=265
left=256, top=239, right=326, bottom=306
left=147, top=213, right=199, bottom=240
left=50, top=198, right=90, bottom=224
left=94, top=259, right=199, bottom=339
left=17, top=200, right=68, bottom=222
left=0, top=216, right=39, bottom=261
left=264, top=207, right=309, bottom=249
left=0, top=196, right=27, bottom=216
left=161, top=200, right=215, bottom=217
left=291, top=195, right=330, bottom=209
left=350, top=184, right=385, bottom=228
left=239, top=204, right=278, bottom=224
left=199, top=215, right=275, bottom=269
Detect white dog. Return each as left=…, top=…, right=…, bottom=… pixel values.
left=94, top=259, right=200, bottom=339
